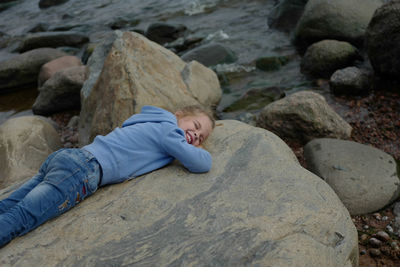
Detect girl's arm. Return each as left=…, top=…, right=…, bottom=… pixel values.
left=162, top=129, right=212, bottom=173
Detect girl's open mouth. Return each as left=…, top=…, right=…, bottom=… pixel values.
left=185, top=131, right=193, bottom=144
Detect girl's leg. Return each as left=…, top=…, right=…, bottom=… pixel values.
left=0, top=149, right=100, bottom=247
left=0, top=181, right=66, bottom=246
left=0, top=151, right=57, bottom=214
left=0, top=173, right=44, bottom=214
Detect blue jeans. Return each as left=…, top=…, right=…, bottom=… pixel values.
left=0, top=148, right=101, bottom=246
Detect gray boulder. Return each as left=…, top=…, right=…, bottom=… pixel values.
left=14, top=31, right=89, bottom=53
left=301, top=40, right=359, bottom=78
left=32, top=65, right=88, bottom=115
left=304, top=138, right=400, bottom=215
left=0, top=120, right=358, bottom=266
left=79, top=31, right=221, bottom=145
left=294, top=0, right=384, bottom=48
left=181, top=43, right=237, bottom=67
left=329, top=66, right=373, bottom=95
left=0, top=116, right=62, bottom=189
left=0, top=48, right=68, bottom=92
left=257, top=91, right=352, bottom=143
left=366, top=1, right=400, bottom=79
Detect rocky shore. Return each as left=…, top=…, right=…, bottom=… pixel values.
left=0, top=0, right=399, bottom=266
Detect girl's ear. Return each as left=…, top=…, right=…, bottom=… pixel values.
left=175, top=110, right=184, bottom=118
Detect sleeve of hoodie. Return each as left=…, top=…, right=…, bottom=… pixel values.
left=162, top=128, right=212, bottom=173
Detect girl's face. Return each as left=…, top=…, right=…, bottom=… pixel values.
left=176, top=113, right=213, bottom=147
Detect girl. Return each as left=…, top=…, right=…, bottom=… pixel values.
left=0, top=105, right=215, bottom=247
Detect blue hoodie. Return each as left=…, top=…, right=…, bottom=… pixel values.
left=83, top=106, right=212, bottom=186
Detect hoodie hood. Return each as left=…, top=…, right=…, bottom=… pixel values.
left=122, top=106, right=177, bottom=127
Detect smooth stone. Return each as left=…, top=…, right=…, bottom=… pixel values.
left=304, top=138, right=400, bottom=215
left=257, top=91, right=352, bottom=143
left=369, top=237, right=382, bottom=248
left=329, top=66, right=373, bottom=95
left=301, top=40, right=359, bottom=78
left=0, top=48, right=68, bottom=92
left=14, top=31, right=89, bottom=53
left=38, top=55, right=82, bottom=86
left=181, top=43, right=237, bottom=67
left=33, top=65, right=88, bottom=115
left=0, top=116, right=62, bottom=189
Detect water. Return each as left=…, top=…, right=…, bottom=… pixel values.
left=0, top=0, right=311, bottom=124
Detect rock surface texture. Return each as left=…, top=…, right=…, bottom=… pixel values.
left=0, top=120, right=358, bottom=266
left=0, top=116, right=62, bottom=189
left=304, top=138, right=400, bottom=215
left=79, top=31, right=222, bottom=145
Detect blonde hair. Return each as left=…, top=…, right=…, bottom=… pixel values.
left=175, top=105, right=216, bottom=129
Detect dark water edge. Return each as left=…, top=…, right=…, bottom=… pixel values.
left=0, top=0, right=315, bottom=124
left=0, top=87, right=36, bottom=124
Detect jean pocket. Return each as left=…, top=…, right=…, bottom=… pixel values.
left=84, top=171, right=99, bottom=194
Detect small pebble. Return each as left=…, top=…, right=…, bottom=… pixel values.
left=360, top=234, right=369, bottom=242
left=67, top=115, right=80, bottom=128
left=375, top=231, right=390, bottom=242
left=363, top=225, right=369, bottom=230
left=373, top=213, right=382, bottom=220
left=386, top=225, right=394, bottom=233
left=382, top=216, right=389, bottom=221
left=391, top=241, right=399, bottom=250
left=369, top=248, right=381, bottom=257
left=360, top=249, right=367, bottom=255
left=369, top=237, right=382, bottom=248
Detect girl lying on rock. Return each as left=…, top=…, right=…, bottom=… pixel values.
left=0, top=105, right=215, bottom=247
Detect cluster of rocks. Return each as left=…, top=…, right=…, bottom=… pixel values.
left=360, top=229, right=397, bottom=257
left=258, top=0, right=400, bottom=214
left=269, top=0, right=399, bottom=96
left=223, top=0, right=398, bottom=115
left=0, top=0, right=399, bottom=265
left=355, top=210, right=400, bottom=259
left=0, top=30, right=360, bottom=266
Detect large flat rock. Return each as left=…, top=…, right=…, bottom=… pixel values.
left=0, top=120, right=358, bottom=266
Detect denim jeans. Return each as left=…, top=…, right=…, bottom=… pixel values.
left=0, top=148, right=101, bottom=246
